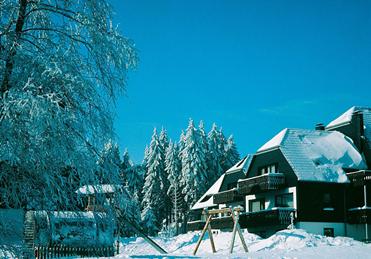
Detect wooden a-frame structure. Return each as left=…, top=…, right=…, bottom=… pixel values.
left=193, top=206, right=248, bottom=255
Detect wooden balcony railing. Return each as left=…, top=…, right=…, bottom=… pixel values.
left=346, top=170, right=371, bottom=186
left=213, top=188, right=243, bottom=204
left=187, top=208, right=295, bottom=231
left=347, top=207, right=371, bottom=224
left=240, top=208, right=295, bottom=229
left=237, top=173, right=285, bottom=195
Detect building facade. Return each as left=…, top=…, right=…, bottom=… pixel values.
left=188, top=107, right=371, bottom=241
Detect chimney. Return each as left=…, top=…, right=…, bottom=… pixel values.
left=315, top=123, right=325, bottom=131
left=352, top=110, right=364, bottom=153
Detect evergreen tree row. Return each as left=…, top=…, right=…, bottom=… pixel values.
left=98, top=119, right=240, bottom=236
left=140, top=119, right=240, bottom=235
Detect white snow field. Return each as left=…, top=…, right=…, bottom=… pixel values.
left=105, top=229, right=371, bottom=259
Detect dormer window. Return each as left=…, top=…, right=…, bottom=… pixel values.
left=259, top=164, right=278, bottom=175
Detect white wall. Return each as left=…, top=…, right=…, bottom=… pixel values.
left=295, top=222, right=346, bottom=237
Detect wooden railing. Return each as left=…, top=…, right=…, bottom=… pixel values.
left=213, top=188, right=243, bottom=204
left=237, top=173, right=285, bottom=195
left=187, top=208, right=295, bottom=231
left=346, top=170, right=371, bottom=186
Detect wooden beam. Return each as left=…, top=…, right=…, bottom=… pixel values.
left=207, top=221, right=216, bottom=253
left=231, top=212, right=248, bottom=252
left=229, top=211, right=238, bottom=253
left=193, top=214, right=212, bottom=255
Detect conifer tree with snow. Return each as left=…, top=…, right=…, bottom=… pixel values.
left=165, top=141, right=183, bottom=234
left=224, top=135, right=241, bottom=170
left=158, top=128, right=171, bottom=225
left=207, top=123, right=225, bottom=185
left=0, top=0, right=136, bottom=210
left=141, top=205, right=159, bottom=236
left=97, top=140, right=122, bottom=184
left=180, top=119, right=209, bottom=208
left=141, top=128, right=166, bottom=232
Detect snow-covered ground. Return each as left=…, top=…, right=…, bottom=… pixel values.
left=110, top=229, right=371, bottom=258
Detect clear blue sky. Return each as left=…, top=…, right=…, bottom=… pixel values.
left=110, top=0, right=371, bottom=163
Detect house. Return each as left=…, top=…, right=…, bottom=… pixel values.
left=188, top=106, right=371, bottom=241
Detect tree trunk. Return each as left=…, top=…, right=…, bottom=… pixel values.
left=1, top=0, right=28, bottom=97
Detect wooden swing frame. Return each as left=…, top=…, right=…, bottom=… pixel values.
left=193, top=206, right=248, bottom=255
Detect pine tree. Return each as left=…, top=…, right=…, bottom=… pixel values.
left=141, top=128, right=165, bottom=231
left=141, top=205, right=158, bottom=236
left=224, top=135, right=241, bottom=170
left=165, top=141, right=183, bottom=234
left=97, top=140, right=121, bottom=184
left=158, top=128, right=171, bottom=225
left=120, top=148, right=133, bottom=185
left=207, top=124, right=224, bottom=185
left=180, top=119, right=208, bottom=208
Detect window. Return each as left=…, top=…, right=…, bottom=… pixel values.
left=249, top=198, right=265, bottom=212
left=323, top=193, right=333, bottom=209
left=259, top=164, right=278, bottom=175
left=275, top=193, right=293, bottom=207
left=324, top=228, right=334, bottom=237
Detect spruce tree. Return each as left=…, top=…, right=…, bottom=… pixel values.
left=158, top=128, right=171, bottom=225
left=141, top=129, right=163, bottom=231
left=180, top=119, right=208, bottom=208
left=207, top=124, right=224, bottom=185
left=165, top=141, right=183, bottom=234
left=97, top=140, right=121, bottom=184
left=224, top=135, right=241, bottom=170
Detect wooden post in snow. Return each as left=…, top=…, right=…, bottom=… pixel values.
left=193, top=207, right=248, bottom=255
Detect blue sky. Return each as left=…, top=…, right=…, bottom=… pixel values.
left=110, top=0, right=371, bottom=163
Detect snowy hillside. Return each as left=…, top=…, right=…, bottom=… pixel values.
left=110, top=229, right=371, bottom=258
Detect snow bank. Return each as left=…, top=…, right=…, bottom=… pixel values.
left=248, top=229, right=360, bottom=252
left=113, top=228, right=367, bottom=258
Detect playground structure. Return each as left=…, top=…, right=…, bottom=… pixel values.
left=193, top=206, right=248, bottom=255
left=23, top=184, right=167, bottom=258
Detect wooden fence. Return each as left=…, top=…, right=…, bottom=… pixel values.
left=34, top=245, right=116, bottom=258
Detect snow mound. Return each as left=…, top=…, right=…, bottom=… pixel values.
left=248, top=229, right=361, bottom=252
left=116, top=229, right=365, bottom=258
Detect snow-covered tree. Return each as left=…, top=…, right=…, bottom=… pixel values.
left=207, top=123, right=225, bottom=185
left=141, top=128, right=165, bottom=231
left=224, top=135, right=240, bottom=170
left=165, top=141, right=183, bottom=234
left=141, top=205, right=158, bottom=236
left=0, top=0, right=136, bottom=209
left=121, top=149, right=134, bottom=174
left=180, top=119, right=208, bottom=208
left=97, top=140, right=121, bottom=184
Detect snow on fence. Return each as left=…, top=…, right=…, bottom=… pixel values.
left=34, top=245, right=115, bottom=258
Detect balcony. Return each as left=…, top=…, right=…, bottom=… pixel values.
left=237, top=173, right=285, bottom=195
left=213, top=188, right=243, bottom=204
left=187, top=208, right=295, bottom=231
left=240, top=208, right=295, bottom=229
left=347, top=207, right=371, bottom=224
left=346, top=170, right=371, bottom=186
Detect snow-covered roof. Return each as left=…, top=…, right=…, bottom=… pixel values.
left=191, top=174, right=225, bottom=210
left=257, top=128, right=288, bottom=153
left=76, top=184, right=122, bottom=195
left=257, top=128, right=367, bottom=183
left=226, top=155, right=253, bottom=174
left=326, top=106, right=371, bottom=129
